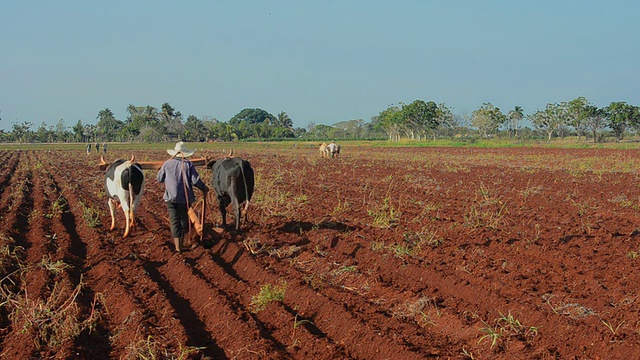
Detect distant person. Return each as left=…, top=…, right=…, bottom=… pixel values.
left=327, top=141, right=339, bottom=158
left=86, top=143, right=91, bottom=155
left=102, top=142, right=108, bottom=154
left=95, top=142, right=100, bottom=153
left=157, top=141, right=209, bottom=252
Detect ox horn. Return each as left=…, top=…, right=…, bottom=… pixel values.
left=130, top=154, right=135, bottom=162
left=228, top=149, right=234, bottom=157
left=100, top=155, right=107, bottom=165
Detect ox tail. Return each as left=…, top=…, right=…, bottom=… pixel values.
left=122, top=176, right=134, bottom=238
left=239, top=161, right=250, bottom=224
left=124, top=163, right=139, bottom=237
left=129, top=180, right=135, bottom=224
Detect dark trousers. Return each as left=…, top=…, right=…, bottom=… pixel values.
left=166, top=202, right=189, bottom=238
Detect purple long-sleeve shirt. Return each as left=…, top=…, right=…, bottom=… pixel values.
left=157, top=157, right=207, bottom=204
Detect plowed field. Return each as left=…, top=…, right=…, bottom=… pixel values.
left=2, top=144, right=640, bottom=359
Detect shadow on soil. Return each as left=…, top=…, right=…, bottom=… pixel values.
left=279, top=221, right=357, bottom=234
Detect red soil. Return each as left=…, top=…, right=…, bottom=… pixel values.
left=1, top=145, right=640, bottom=359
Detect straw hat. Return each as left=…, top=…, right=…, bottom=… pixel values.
left=167, top=141, right=195, bottom=158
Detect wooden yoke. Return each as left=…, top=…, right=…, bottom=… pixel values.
left=99, top=156, right=207, bottom=171
left=137, top=158, right=207, bottom=170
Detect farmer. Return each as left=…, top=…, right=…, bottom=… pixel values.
left=157, top=141, right=209, bottom=252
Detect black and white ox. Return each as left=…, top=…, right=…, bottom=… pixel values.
left=102, top=155, right=145, bottom=237
left=206, top=153, right=255, bottom=231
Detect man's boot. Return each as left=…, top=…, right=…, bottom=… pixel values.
left=173, top=237, right=183, bottom=253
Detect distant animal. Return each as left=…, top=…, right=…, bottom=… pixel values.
left=206, top=153, right=255, bottom=231
left=102, top=155, right=145, bottom=238
left=319, top=142, right=329, bottom=158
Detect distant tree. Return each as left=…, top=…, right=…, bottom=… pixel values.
left=333, top=119, right=365, bottom=139
left=376, top=104, right=403, bottom=141
left=530, top=102, right=569, bottom=142
left=584, top=105, right=606, bottom=143
left=229, top=108, right=276, bottom=126
left=138, top=124, right=163, bottom=142
left=506, top=106, right=524, bottom=139
left=83, top=124, right=96, bottom=142
left=208, top=121, right=234, bottom=141
left=605, top=102, right=638, bottom=142
left=275, top=111, right=293, bottom=128
left=12, top=121, right=33, bottom=143
left=35, top=122, right=55, bottom=142
left=435, top=103, right=455, bottom=139
left=183, top=115, right=207, bottom=141
left=96, top=108, right=123, bottom=141
left=160, top=102, right=183, bottom=140
left=471, top=103, right=505, bottom=138
left=401, top=100, right=438, bottom=140
left=55, top=119, right=71, bottom=142
left=293, top=127, right=307, bottom=138
left=124, top=104, right=161, bottom=141
left=306, top=121, right=316, bottom=133
left=72, top=120, right=85, bottom=142
left=567, top=97, right=590, bottom=141
left=268, top=111, right=294, bottom=138
left=312, top=124, right=336, bottom=139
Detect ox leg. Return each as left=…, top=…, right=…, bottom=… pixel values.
left=218, top=196, right=229, bottom=228
left=123, top=205, right=131, bottom=238
left=108, top=199, right=117, bottom=231
left=242, top=200, right=250, bottom=223
left=219, top=203, right=227, bottom=227
left=129, top=209, right=136, bottom=232
left=232, top=197, right=241, bottom=231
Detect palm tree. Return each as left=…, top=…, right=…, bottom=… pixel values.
left=507, top=106, right=524, bottom=139
left=275, top=111, right=292, bottom=128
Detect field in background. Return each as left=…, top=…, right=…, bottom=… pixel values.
left=1, top=142, right=640, bottom=359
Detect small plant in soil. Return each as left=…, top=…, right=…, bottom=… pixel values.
left=368, top=196, right=401, bottom=229
left=601, top=319, right=625, bottom=337
left=78, top=201, right=101, bottom=228
left=331, top=190, right=351, bottom=218
left=4, top=276, right=101, bottom=350
left=40, top=255, right=71, bottom=275
left=125, top=335, right=207, bottom=360
left=477, top=311, right=539, bottom=349
left=250, top=281, right=287, bottom=313
left=478, top=319, right=503, bottom=349
left=51, top=196, right=68, bottom=217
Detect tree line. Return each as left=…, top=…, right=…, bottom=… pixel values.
left=375, top=97, right=640, bottom=143
left=0, top=103, right=386, bottom=143
left=2, top=97, right=639, bottom=143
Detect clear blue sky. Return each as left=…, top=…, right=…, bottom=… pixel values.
left=1, top=1, right=639, bottom=131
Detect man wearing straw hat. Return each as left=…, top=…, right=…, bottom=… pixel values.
left=157, top=141, right=209, bottom=252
